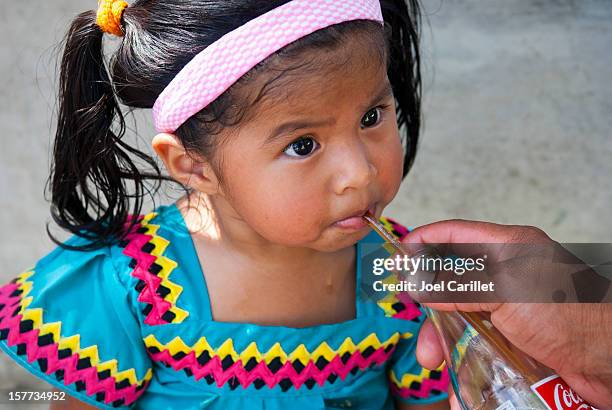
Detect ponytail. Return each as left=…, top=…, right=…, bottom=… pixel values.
left=45, top=10, right=178, bottom=252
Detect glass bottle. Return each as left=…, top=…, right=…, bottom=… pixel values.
left=425, top=308, right=599, bottom=410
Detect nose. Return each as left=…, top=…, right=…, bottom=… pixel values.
left=332, top=139, right=378, bottom=195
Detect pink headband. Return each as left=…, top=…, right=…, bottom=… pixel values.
left=152, top=0, right=384, bottom=133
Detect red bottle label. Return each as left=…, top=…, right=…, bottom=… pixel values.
left=530, top=375, right=599, bottom=410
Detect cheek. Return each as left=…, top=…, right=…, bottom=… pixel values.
left=375, top=128, right=405, bottom=202
left=227, top=163, right=327, bottom=244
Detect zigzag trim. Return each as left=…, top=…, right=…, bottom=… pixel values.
left=376, top=217, right=422, bottom=322
left=120, top=212, right=189, bottom=325
left=143, top=331, right=412, bottom=391
left=379, top=216, right=410, bottom=242
left=451, top=325, right=479, bottom=368
left=389, top=364, right=449, bottom=400
left=0, top=270, right=152, bottom=408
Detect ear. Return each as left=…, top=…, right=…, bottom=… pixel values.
left=151, top=133, right=222, bottom=196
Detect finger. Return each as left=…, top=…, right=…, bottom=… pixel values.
left=403, top=219, right=511, bottom=244
left=416, top=318, right=445, bottom=369
left=399, top=220, right=513, bottom=272
left=421, top=302, right=502, bottom=313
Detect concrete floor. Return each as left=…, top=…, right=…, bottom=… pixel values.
left=0, top=0, right=611, bottom=404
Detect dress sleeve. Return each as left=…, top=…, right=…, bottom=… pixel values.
left=0, top=234, right=153, bottom=409
left=379, top=216, right=451, bottom=405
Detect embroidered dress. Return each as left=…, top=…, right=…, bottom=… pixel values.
left=0, top=203, right=449, bottom=409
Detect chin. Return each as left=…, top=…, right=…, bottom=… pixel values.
left=328, top=228, right=372, bottom=250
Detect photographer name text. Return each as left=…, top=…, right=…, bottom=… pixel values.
left=373, top=279, right=495, bottom=293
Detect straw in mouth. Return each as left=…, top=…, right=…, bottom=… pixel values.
left=362, top=211, right=406, bottom=255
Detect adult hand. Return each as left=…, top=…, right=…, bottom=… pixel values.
left=401, top=220, right=612, bottom=410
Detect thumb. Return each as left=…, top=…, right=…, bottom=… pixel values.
left=402, top=219, right=519, bottom=245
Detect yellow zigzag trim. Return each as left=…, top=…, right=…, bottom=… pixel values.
left=12, top=269, right=152, bottom=386
left=379, top=217, right=403, bottom=254
left=376, top=274, right=405, bottom=317
left=371, top=217, right=407, bottom=317
left=144, top=331, right=412, bottom=365
left=137, top=212, right=189, bottom=323
left=388, top=362, right=445, bottom=388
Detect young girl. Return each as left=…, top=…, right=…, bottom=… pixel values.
left=0, top=0, right=450, bottom=408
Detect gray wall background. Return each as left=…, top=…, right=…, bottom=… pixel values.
left=0, top=0, right=611, bottom=404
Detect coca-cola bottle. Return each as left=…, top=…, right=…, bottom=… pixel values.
left=425, top=308, right=599, bottom=410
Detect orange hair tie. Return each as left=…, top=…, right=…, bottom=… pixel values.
left=96, top=0, right=128, bottom=37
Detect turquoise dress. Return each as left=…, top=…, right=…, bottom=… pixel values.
left=0, top=203, right=449, bottom=409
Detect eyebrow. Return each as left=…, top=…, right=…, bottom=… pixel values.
left=261, top=81, right=394, bottom=148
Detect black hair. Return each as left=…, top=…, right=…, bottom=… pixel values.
left=47, top=0, right=422, bottom=251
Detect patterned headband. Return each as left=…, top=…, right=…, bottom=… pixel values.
left=152, top=0, right=384, bottom=133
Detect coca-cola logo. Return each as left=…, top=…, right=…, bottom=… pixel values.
left=554, top=382, right=591, bottom=409
left=531, top=375, right=599, bottom=410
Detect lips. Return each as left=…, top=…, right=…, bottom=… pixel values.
left=343, top=205, right=375, bottom=220
left=337, top=204, right=376, bottom=222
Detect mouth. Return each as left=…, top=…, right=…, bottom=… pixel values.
left=333, top=203, right=377, bottom=230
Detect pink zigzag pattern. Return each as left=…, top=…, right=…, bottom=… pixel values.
left=392, top=292, right=423, bottom=321
left=150, top=344, right=396, bottom=390
left=390, top=367, right=450, bottom=400
left=380, top=217, right=424, bottom=322
left=384, top=216, right=410, bottom=241
left=0, top=282, right=149, bottom=407
left=121, top=214, right=174, bottom=326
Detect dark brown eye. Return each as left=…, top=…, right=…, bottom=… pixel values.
left=361, top=107, right=383, bottom=128
left=283, top=137, right=318, bottom=158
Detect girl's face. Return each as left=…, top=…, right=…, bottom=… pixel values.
left=213, top=43, right=404, bottom=252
